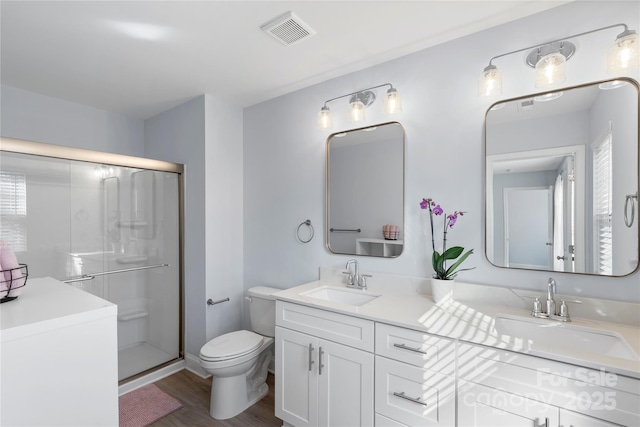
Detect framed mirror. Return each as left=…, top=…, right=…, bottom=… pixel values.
left=326, top=122, right=405, bottom=258
left=485, top=78, right=639, bottom=276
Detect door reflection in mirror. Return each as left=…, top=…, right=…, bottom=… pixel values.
left=485, top=78, right=638, bottom=276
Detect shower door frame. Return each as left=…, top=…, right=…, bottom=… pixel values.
left=0, top=136, right=185, bottom=384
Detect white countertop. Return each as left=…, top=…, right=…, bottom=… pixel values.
left=1, top=277, right=116, bottom=342
left=274, top=276, right=640, bottom=379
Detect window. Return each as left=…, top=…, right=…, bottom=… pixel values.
left=592, top=132, right=612, bottom=274
left=0, top=172, right=27, bottom=251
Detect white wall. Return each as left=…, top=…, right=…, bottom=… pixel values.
left=243, top=1, right=640, bottom=302
left=203, top=95, right=244, bottom=342
left=144, top=94, right=244, bottom=356
left=1, top=85, right=144, bottom=156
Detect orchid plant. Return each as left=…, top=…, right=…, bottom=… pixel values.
left=420, top=198, right=474, bottom=280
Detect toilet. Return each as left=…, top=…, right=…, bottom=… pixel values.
left=199, top=286, right=279, bottom=420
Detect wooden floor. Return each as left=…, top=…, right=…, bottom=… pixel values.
left=151, top=369, right=282, bottom=426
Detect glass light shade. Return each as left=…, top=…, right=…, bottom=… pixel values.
left=535, top=52, right=566, bottom=88
left=384, top=88, right=402, bottom=114
left=349, top=100, right=365, bottom=123
left=607, top=31, right=639, bottom=74
left=478, top=65, right=502, bottom=97
left=317, top=106, right=331, bottom=129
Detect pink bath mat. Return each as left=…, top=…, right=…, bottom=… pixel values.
left=119, top=384, right=183, bottom=427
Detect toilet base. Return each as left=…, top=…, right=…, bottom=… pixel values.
left=207, top=344, right=273, bottom=420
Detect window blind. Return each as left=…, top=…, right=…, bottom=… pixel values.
left=592, top=132, right=612, bottom=275
left=0, top=172, right=27, bottom=251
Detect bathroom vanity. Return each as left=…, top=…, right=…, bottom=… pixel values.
left=0, top=277, right=118, bottom=426
left=274, top=269, right=640, bottom=427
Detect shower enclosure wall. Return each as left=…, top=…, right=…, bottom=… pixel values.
left=0, top=138, right=183, bottom=382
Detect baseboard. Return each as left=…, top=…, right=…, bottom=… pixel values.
left=118, top=359, right=186, bottom=396
left=185, top=352, right=210, bottom=378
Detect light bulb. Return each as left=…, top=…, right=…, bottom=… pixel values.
left=607, top=31, right=639, bottom=74
left=317, top=106, right=331, bottom=129
left=535, top=52, right=566, bottom=88
left=349, top=100, right=365, bottom=123
left=384, top=88, right=402, bottom=114
left=478, top=65, right=502, bottom=97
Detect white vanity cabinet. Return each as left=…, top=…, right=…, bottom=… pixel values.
left=275, top=301, right=374, bottom=427
left=457, top=342, right=640, bottom=427
left=374, top=323, right=456, bottom=427
left=1, top=278, right=118, bottom=426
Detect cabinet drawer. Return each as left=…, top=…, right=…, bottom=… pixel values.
left=458, top=343, right=640, bottom=427
left=375, top=356, right=455, bottom=427
left=276, top=301, right=374, bottom=351
left=375, top=323, right=455, bottom=374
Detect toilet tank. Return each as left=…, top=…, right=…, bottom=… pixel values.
left=247, top=286, right=280, bottom=337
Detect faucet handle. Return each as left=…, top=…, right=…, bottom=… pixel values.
left=557, top=300, right=571, bottom=321
left=531, top=297, right=544, bottom=317
left=342, top=271, right=354, bottom=286
left=359, top=274, right=372, bottom=289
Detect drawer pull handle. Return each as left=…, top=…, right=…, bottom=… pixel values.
left=393, top=343, right=427, bottom=355
left=318, top=347, right=325, bottom=375
left=393, top=391, right=428, bottom=406
left=308, top=343, right=315, bottom=372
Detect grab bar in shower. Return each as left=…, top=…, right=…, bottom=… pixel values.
left=330, top=228, right=361, bottom=233
left=62, top=263, right=169, bottom=283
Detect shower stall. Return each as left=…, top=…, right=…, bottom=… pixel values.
left=0, top=138, right=183, bottom=382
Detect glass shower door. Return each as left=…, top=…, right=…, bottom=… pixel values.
left=0, top=149, right=182, bottom=382
left=94, top=166, right=180, bottom=380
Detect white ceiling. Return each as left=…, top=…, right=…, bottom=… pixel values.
left=1, top=1, right=570, bottom=119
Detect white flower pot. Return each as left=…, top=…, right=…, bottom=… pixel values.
left=431, top=277, right=454, bottom=305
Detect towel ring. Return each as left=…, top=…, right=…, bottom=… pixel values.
left=296, top=219, right=314, bottom=243
left=625, top=191, right=638, bottom=228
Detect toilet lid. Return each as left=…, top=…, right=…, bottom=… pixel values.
left=200, top=330, right=263, bottom=361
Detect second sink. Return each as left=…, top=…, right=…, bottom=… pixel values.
left=494, top=314, right=639, bottom=361
left=300, top=285, right=380, bottom=307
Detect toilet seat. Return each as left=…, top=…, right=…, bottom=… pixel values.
left=200, top=330, right=264, bottom=362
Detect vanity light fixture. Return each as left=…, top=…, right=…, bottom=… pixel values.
left=317, top=83, right=402, bottom=129
left=479, top=23, right=639, bottom=97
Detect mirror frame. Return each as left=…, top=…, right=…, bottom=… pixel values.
left=484, top=78, right=640, bottom=277
left=325, top=121, right=405, bottom=258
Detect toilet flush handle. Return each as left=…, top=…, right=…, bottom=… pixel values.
left=244, top=296, right=252, bottom=302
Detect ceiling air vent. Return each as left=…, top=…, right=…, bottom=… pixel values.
left=260, top=11, right=316, bottom=46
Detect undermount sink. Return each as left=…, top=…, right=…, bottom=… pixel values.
left=300, top=285, right=380, bottom=307
left=493, top=314, right=639, bottom=361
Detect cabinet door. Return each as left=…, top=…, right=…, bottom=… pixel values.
left=317, top=339, right=374, bottom=427
left=560, top=409, right=625, bottom=427
left=275, top=327, right=319, bottom=427
left=458, top=381, right=559, bottom=427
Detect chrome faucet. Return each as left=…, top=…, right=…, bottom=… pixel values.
left=546, top=278, right=556, bottom=319
left=344, top=259, right=368, bottom=290
left=530, top=277, right=581, bottom=322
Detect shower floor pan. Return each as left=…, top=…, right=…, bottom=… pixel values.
left=118, top=342, right=176, bottom=381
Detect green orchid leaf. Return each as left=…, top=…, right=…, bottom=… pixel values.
left=445, top=249, right=474, bottom=277
left=441, top=246, right=464, bottom=260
